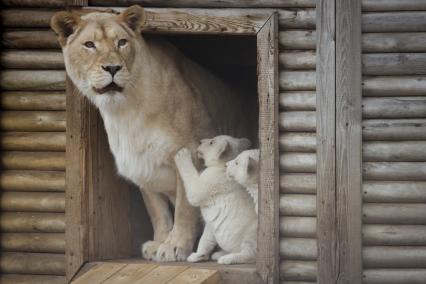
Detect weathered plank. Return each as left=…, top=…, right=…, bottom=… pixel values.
left=279, top=111, right=316, bottom=132
left=362, top=119, right=426, bottom=141
left=364, top=247, right=426, bottom=268
left=1, top=233, right=65, bottom=253
left=363, top=269, right=426, bottom=284
left=279, top=51, right=316, bottom=70
left=280, top=194, right=316, bottom=216
left=279, top=91, right=316, bottom=111
left=363, top=141, right=426, bottom=162
left=363, top=225, right=426, bottom=245
left=0, top=70, right=65, bottom=91
left=280, top=153, right=316, bottom=173
left=1, top=92, right=65, bottom=111
left=0, top=252, right=65, bottom=275
left=0, top=192, right=65, bottom=212
left=280, top=238, right=317, bottom=260
left=101, top=263, right=158, bottom=284
left=280, top=71, right=316, bottom=91
left=167, top=267, right=220, bottom=284
left=1, top=151, right=65, bottom=171
left=363, top=162, right=426, bottom=181
left=363, top=12, right=426, bottom=33
left=0, top=274, right=66, bottom=284
left=280, top=217, right=316, bottom=238
left=362, top=0, right=426, bottom=11
left=0, top=111, right=66, bottom=131
left=1, top=51, right=64, bottom=69
left=363, top=76, right=426, bottom=97
left=280, top=173, right=316, bottom=194
left=280, top=261, right=317, bottom=282
left=70, top=262, right=127, bottom=283
left=363, top=181, right=426, bottom=203
left=256, top=14, right=279, bottom=284
left=0, top=132, right=65, bottom=152
left=1, top=9, right=55, bottom=28
left=279, top=31, right=316, bottom=50
left=0, top=212, right=65, bottom=233
left=279, top=133, right=316, bottom=152
left=363, top=97, right=426, bottom=118
left=2, top=30, right=59, bottom=49
left=0, top=170, right=65, bottom=192
left=363, top=203, right=426, bottom=225
left=363, top=54, right=426, bottom=76
left=363, top=33, right=426, bottom=53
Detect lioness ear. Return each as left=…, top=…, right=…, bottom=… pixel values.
left=121, top=5, right=146, bottom=32
left=51, top=11, right=80, bottom=47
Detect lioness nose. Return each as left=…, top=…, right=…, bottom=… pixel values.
left=102, top=65, right=122, bottom=76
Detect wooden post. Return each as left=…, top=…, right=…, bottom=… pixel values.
left=256, top=13, right=279, bottom=284
left=336, top=0, right=362, bottom=282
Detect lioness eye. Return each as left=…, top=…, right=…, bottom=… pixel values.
left=118, top=38, right=127, bottom=47
left=84, top=41, right=95, bottom=48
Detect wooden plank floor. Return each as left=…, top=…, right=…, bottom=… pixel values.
left=71, top=262, right=220, bottom=284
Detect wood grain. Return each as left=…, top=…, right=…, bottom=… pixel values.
left=363, top=33, right=426, bottom=53
left=280, top=173, right=316, bottom=194
left=2, top=30, right=59, bottom=49
left=364, top=246, right=426, bottom=268
left=363, top=203, right=426, bottom=225
left=1, top=233, right=65, bottom=253
left=280, top=261, right=317, bottom=282
left=256, top=14, right=279, bottom=284
left=362, top=119, right=426, bottom=141
left=279, top=31, right=316, bottom=50
left=0, top=212, right=65, bottom=233
left=1, top=92, right=65, bottom=111
left=0, top=170, right=65, bottom=192
left=1, top=192, right=65, bottom=212
left=362, top=0, right=426, bottom=11
left=363, top=53, right=426, bottom=76
left=1, top=51, right=64, bottom=69
left=279, top=111, right=316, bottom=132
left=279, top=91, right=316, bottom=111
left=363, top=141, right=426, bottom=162
left=363, top=76, right=426, bottom=97
left=279, top=217, right=316, bottom=238
left=0, top=70, right=65, bottom=91
left=280, top=238, right=317, bottom=260
left=363, top=162, right=426, bottom=181
left=280, top=194, right=316, bottom=216
left=1, top=132, right=65, bottom=151
left=363, top=12, right=426, bottom=33
left=363, top=181, right=426, bottom=203
left=0, top=252, right=65, bottom=275
left=280, top=71, right=316, bottom=91
left=363, top=97, right=426, bottom=119
left=0, top=274, right=65, bottom=284
left=363, top=269, right=426, bottom=284
left=280, top=153, right=316, bottom=173
left=363, top=225, right=426, bottom=246
left=0, top=111, right=66, bottom=131
left=1, top=151, right=65, bottom=171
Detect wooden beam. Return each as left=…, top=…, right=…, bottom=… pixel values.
left=316, top=0, right=336, bottom=283
left=256, top=13, right=279, bottom=284
left=335, top=0, right=363, bottom=282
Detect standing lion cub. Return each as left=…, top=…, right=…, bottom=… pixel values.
left=51, top=5, right=249, bottom=262
left=174, top=135, right=257, bottom=264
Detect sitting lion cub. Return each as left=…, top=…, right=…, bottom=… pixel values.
left=226, top=149, right=259, bottom=214
left=174, top=135, right=257, bottom=264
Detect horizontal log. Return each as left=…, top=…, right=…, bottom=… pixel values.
left=0, top=192, right=65, bottom=212
left=0, top=252, right=65, bottom=275
left=363, top=181, right=426, bottom=203
left=363, top=203, right=426, bottom=225
left=280, top=153, right=316, bottom=173
left=363, top=119, right=426, bottom=141
left=0, top=274, right=66, bottom=284
left=364, top=162, right=426, bottom=181
left=280, top=194, right=316, bottom=216
left=279, top=111, right=316, bottom=132
left=0, top=212, right=65, bottom=233
left=1, top=92, right=65, bottom=111
left=364, top=246, right=426, bottom=268
left=0, top=132, right=65, bottom=152
left=280, top=260, right=317, bottom=282
left=363, top=33, right=426, bottom=53
left=1, top=51, right=64, bottom=69
left=1, top=152, right=65, bottom=171
left=363, top=54, right=426, bottom=76
left=1, top=233, right=65, bottom=253
left=363, top=269, right=426, bottom=284
left=0, top=71, right=65, bottom=91
left=278, top=9, right=315, bottom=29
left=280, top=217, right=316, bottom=238
left=363, top=141, right=426, bottom=162
left=279, top=31, right=316, bottom=50
left=279, top=91, right=316, bottom=111
left=363, top=97, right=426, bottom=119
left=362, top=0, right=426, bottom=11
left=363, top=225, right=426, bottom=245
left=280, top=71, right=316, bottom=91
left=280, top=174, right=316, bottom=194
left=0, top=111, right=66, bottom=131
left=363, top=76, right=426, bottom=97
left=363, top=12, right=426, bottom=33
left=279, top=133, right=316, bottom=152
left=280, top=238, right=317, bottom=260
left=1, top=9, right=55, bottom=28
left=2, top=30, right=59, bottom=49
left=0, top=170, right=65, bottom=192
left=2, top=0, right=66, bottom=7
left=89, top=0, right=317, bottom=8
left=279, top=51, right=315, bottom=70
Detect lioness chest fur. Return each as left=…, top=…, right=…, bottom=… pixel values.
left=51, top=6, right=249, bottom=262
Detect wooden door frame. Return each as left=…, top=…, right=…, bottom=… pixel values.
left=66, top=8, right=280, bottom=284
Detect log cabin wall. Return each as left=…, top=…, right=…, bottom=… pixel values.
left=0, top=1, right=67, bottom=284
left=362, top=3, right=426, bottom=284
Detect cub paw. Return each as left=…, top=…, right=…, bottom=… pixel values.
left=211, top=250, right=226, bottom=261
left=155, top=242, right=191, bottom=262
left=141, top=240, right=161, bottom=261
left=174, top=148, right=192, bottom=163
left=187, top=252, right=209, bottom=263
left=217, top=254, right=237, bottom=265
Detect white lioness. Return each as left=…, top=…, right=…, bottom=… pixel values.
left=51, top=6, right=248, bottom=262
left=226, top=149, right=259, bottom=214
left=174, top=135, right=257, bottom=265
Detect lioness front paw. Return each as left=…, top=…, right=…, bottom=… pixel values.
left=155, top=242, right=191, bottom=262
left=187, top=252, right=209, bottom=263
left=174, top=148, right=192, bottom=163
left=142, top=240, right=161, bottom=261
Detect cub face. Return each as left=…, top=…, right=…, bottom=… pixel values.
left=51, top=6, right=146, bottom=101
left=197, top=135, right=251, bottom=167
left=226, top=149, right=259, bottom=186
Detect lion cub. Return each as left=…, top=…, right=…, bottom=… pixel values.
left=226, top=149, right=259, bottom=214
left=174, top=135, right=257, bottom=265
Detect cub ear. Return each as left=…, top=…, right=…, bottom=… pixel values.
left=239, top=138, right=251, bottom=151
left=51, top=11, right=80, bottom=47
left=247, top=156, right=259, bottom=175
left=120, top=5, right=146, bottom=32
left=218, top=141, right=231, bottom=160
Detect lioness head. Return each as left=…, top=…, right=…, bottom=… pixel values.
left=51, top=6, right=146, bottom=105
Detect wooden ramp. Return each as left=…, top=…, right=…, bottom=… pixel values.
left=71, top=262, right=220, bottom=284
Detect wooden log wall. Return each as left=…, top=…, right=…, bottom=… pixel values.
left=361, top=4, right=426, bottom=284
left=278, top=6, right=318, bottom=284
left=0, top=2, right=66, bottom=284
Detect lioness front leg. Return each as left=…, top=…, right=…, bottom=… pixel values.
left=155, top=177, right=200, bottom=262
left=140, top=189, right=173, bottom=260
